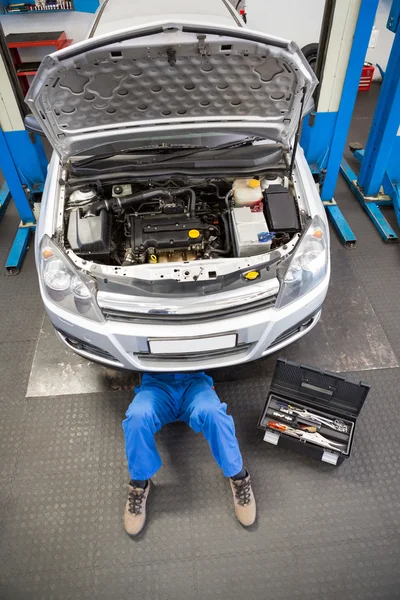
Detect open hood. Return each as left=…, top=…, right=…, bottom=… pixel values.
left=26, top=20, right=317, bottom=162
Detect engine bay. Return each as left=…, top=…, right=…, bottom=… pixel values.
left=64, top=176, right=303, bottom=266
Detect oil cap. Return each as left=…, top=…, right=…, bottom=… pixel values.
left=188, top=229, right=201, bottom=239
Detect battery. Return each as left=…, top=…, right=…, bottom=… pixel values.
left=231, top=207, right=272, bottom=257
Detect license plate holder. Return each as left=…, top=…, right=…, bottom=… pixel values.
left=148, top=334, right=237, bottom=355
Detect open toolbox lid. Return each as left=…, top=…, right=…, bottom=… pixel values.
left=270, top=359, right=370, bottom=419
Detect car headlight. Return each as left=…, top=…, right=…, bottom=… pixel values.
left=276, top=215, right=329, bottom=309
left=39, top=235, right=104, bottom=322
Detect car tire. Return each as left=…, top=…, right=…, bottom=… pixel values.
left=301, top=43, right=319, bottom=72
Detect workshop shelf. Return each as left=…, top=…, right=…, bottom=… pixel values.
left=0, top=0, right=98, bottom=13
left=6, top=31, right=72, bottom=94
left=1, top=1, right=74, bottom=14
left=16, top=61, right=42, bottom=76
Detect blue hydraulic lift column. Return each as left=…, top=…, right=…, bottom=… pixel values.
left=0, top=21, right=47, bottom=273
left=301, top=0, right=379, bottom=246
left=340, top=0, right=400, bottom=241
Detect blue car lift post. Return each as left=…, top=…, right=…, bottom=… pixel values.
left=0, top=21, right=47, bottom=274
left=301, top=0, right=380, bottom=247
left=0, top=127, right=46, bottom=274
left=0, top=181, right=11, bottom=222
left=340, top=0, right=400, bottom=242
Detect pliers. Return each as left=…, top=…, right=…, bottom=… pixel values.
left=267, top=421, right=347, bottom=452
left=276, top=402, right=349, bottom=433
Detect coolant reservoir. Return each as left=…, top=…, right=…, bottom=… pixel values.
left=232, top=178, right=262, bottom=207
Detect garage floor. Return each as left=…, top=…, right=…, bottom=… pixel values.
left=1, top=84, right=400, bottom=600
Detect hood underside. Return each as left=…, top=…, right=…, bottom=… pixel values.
left=26, top=20, right=317, bottom=161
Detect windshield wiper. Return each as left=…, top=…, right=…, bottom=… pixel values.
left=71, top=137, right=265, bottom=173
left=73, top=144, right=208, bottom=168
left=138, top=136, right=265, bottom=166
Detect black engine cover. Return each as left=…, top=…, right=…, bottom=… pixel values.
left=130, top=214, right=203, bottom=250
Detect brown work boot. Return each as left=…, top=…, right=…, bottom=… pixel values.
left=124, top=480, right=151, bottom=537
left=230, top=472, right=256, bottom=527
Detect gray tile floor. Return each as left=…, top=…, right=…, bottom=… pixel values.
left=1, top=84, right=400, bottom=600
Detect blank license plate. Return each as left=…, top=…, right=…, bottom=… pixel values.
left=148, top=334, right=237, bottom=355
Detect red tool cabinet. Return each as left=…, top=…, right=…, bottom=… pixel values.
left=6, top=31, right=72, bottom=95
left=359, top=63, right=375, bottom=92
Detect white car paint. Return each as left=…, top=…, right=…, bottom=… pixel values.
left=31, top=0, right=330, bottom=371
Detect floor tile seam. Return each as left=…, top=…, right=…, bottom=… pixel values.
left=338, top=365, right=400, bottom=378
left=189, top=556, right=200, bottom=600
left=92, top=550, right=197, bottom=571
left=189, top=528, right=400, bottom=561
left=291, top=530, right=400, bottom=555
left=344, top=364, right=399, bottom=373
left=193, top=542, right=302, bottom=561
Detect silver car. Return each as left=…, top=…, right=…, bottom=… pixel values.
left=26, top=0, right=330, bottom=371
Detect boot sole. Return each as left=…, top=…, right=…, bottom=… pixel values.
left=237, top=515, right=257, bottom=529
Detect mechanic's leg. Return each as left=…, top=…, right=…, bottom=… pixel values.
left=179, top=374, right=243, bottom=476
left=122, top=375, right=179, bottom=536
left=179, top=374, right=256, bottom=526
left=123, top=376, right=178, bottom=481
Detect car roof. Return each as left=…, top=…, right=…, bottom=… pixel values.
left=91, top=0, right=241, bottom=37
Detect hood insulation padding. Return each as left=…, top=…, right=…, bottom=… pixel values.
left=26, top=23, right=316, bottom=159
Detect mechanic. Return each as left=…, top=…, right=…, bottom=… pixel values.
left=122, top=372, right=256, bottom=536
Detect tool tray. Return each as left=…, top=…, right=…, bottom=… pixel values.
left=258, top=359, right=370, bottom=466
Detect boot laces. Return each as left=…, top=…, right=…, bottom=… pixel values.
left=128, top=487, right=145, bottom=515
left=233, top=478, right=252, bottom=506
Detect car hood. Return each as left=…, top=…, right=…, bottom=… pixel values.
left=26, top=20, right=317, bottom=162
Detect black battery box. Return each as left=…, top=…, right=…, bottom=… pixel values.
left=263, top=185, right=300, bottom=233
left=67, top=208, right=112, bottom=262
left=258, top=359, right=370, bottom=466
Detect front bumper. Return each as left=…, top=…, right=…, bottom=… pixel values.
left=43, top=272, right=329, bottom=371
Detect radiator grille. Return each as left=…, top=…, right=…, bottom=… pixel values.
left=102, top=295, right=277, bottom=325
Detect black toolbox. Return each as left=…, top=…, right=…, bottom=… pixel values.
left=258, top=359, right=370, bottom=466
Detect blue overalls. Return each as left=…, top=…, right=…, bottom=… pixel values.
left=122, top=372, right=243, bottom=480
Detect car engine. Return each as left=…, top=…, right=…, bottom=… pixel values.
left=64, top=177, right=300, bottom=265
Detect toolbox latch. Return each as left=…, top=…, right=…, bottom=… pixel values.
left=263, top=430, right=280, bottom=445
left=321, top=450, right=339, bottom=465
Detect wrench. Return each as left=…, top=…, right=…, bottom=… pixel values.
left=267, top=421, right=347, bottom=452
left=276, top=402, right=349, bottom=433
